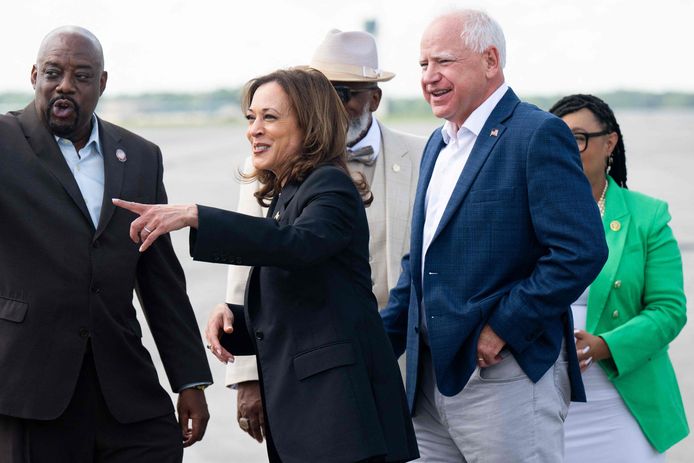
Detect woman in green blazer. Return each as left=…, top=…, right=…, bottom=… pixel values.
left=550, top=95, right=688, bottom=460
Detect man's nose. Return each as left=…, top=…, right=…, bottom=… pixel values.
left=56, top=74, right=77, bottom=94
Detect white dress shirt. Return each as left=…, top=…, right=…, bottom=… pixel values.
left=55, top=115, right=104, bottom=227
left=422, top=83, right=509, bottom=275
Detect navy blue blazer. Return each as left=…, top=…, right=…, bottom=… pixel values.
left=381, top=89, right=608, bottom=410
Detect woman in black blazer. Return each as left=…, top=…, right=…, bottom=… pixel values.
left=114, top=68, right=418, bottom=463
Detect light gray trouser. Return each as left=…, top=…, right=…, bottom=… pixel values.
left=413, top=343, right=570, bottom=462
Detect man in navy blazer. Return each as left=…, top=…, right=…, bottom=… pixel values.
left=381, top=9, right=607, bottom=462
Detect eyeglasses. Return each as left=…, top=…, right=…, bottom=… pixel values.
left=573, top=130, right=611, bottom=153
left=332, top=85, right=378, bottom=104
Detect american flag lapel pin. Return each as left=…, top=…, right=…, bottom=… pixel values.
left=490, top=128, right=499, bottom=137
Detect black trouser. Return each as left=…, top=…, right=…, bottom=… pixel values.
left=0, top=344, right=182, bottom=463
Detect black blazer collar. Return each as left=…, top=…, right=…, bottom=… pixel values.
left=94, top=119, right=125, bottom=240
left=16, top=103, right=126, bottom=239
left=17, top=102, right=94, bottom=230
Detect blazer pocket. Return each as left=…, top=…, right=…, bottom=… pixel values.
left=0, top=296, right=28, bottom=323
left=293, top=342, right=356, bottom=381
left=468, top=187, right=516, bottom=203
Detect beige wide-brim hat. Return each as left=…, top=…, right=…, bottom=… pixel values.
left=308, top=29, right=395, bottom=83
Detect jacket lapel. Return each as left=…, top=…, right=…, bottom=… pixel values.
left=430, top=89, right=518, bottom=245
left=587, top=178, right=630, bottom=333
left=410, top=131, right=445, bottom=299
left=17, top=103, right=94, bottom=230
left=272, top=181, right=299, bottom=221
left=94, top=119, right=125, bottom=240
left=381, top=122, right=414, bottom=284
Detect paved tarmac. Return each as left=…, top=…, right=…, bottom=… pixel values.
left=131, top=111, right=694, bottom=462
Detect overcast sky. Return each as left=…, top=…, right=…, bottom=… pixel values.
left=3, top=0, right=692, bottom=98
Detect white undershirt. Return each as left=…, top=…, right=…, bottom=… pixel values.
left=422, top=83, right=508, bottom=276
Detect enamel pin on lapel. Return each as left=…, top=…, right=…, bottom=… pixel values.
left=116, top=149, right=127, bottom=162
left=273, top=211, right=280, bottom=220
left=490, top=128, right=499, bottom=137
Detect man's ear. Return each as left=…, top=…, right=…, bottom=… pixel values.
left=99, top=71, right=108, bottom=96
left=483, top=47, right=501, bottom=78
left=369, top=87, right=382, bottom=112
left=31, top=65, right=38, bottom=89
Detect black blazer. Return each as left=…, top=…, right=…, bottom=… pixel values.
left=191, top=165, right=418, bottom=463
left=0, top=104, right=211, bottom=423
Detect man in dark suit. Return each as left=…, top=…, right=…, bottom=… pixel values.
left=380, top=9, right=608, bottom=462
left=0, top=26, right=211, bottom=462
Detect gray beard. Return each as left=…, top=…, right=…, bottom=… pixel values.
left=346, top=106, right=372, bottom=146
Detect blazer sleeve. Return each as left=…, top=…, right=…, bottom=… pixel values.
left=190, top=167, right=357, bottom=269
left=380, top=252, right=412, bottom=357
left=600, top=201, right=687, bottom=377
left=487, top=116, right=609, bottom=353
left=135, top=146, right=212, bottom=391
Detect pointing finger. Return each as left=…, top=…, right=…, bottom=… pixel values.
left=113, top=198, right=147, bottom=215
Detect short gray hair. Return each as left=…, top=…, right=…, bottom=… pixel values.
left=451, top=9, right=507, bottom=69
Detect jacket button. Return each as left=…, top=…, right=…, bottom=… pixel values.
left=78, top=327, right=90, bottom=338
left=414, top=326, right=419, bottom=333
left=612, top=310, right=619, bottom=319
left=613, top=280, right=622, bottom=289
left=255, top=330, right=264, bottom=341
left=93, top=240, right=100, bottom=248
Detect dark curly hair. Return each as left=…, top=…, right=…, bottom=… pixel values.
left=549, top=94, right=627, bottom=188
left=241, top=68, right=372, bottom=206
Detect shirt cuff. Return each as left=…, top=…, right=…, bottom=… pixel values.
left=225, top=355, right=260, bottom=388
left=177, top=381, right=212, bottom=392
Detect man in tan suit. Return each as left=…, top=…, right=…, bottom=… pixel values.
left=208, top=30, right=426, bottom=442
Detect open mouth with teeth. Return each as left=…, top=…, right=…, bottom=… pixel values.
left=252, top=143, right=270, bottom=154
left=51, top=99, right=76, bottom=120
left=430, top=88, right=451, bottom=98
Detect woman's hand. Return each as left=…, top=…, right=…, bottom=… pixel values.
left=112, top=199, right=198, bottom=252
left=205, top=303, right=235, bottom=364
left=574, top=329, right=612, bottom=372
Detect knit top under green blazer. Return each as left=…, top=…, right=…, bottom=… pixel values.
left=588, top=176, right=689, bottom=452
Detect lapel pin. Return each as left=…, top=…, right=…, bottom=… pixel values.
left=116, top=149, right=127, bottom=162
left=273, top=211, right=281, bottom=221
left=610, top=220, right=621, bottom=232
left=392, top=163, right=401, bottom=173
left=490, top=128, right=499, bottom=137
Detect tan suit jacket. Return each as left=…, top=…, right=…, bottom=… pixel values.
left=225, top=121, right=425, bottom=385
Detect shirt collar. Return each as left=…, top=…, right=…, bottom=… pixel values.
left=350, top=116, right=382, bottom=155
left=54, top=114, right=102, bottom=155
left=441, top=82, right=509, bottom=144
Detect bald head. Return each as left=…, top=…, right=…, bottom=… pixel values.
left=37, top=26, right=105, bottom=71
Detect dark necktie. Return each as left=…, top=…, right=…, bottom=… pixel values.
left=346, top=146, right=377, bottom=166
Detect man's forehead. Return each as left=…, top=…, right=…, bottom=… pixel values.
left=38, top=32, right=103, bottom=67
left=39, top=56, right=99, bottom=69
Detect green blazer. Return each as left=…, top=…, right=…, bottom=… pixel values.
left=587, top=176, right=689, bottom=452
